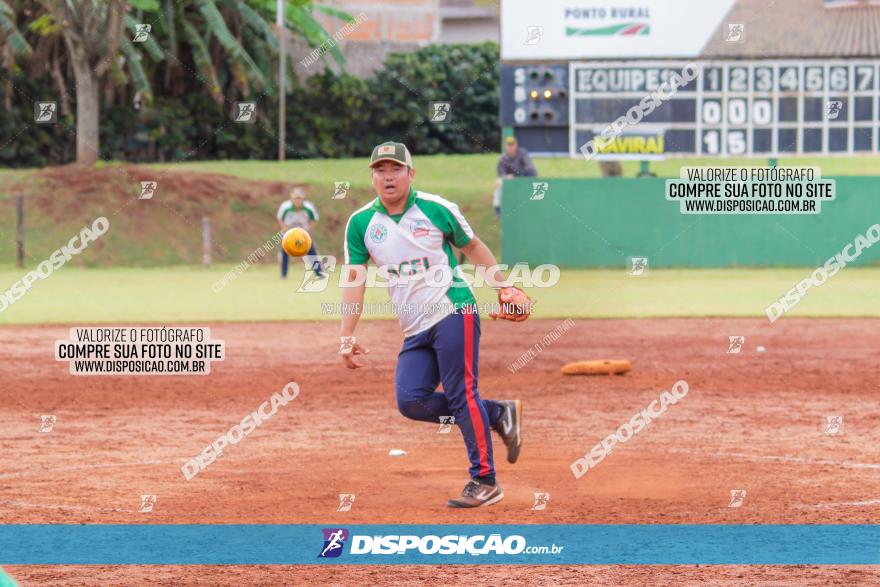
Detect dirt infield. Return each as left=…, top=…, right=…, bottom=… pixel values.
left=2, top=317, right=879, bottom=585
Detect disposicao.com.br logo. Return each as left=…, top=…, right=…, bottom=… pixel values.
left=318, top=528, right=563, bottom=558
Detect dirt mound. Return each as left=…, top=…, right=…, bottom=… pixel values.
left=8, top=163, right=288, bottom=206
left=0, top=164, right=363, bottom=266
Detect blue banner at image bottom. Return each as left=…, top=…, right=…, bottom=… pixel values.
left=0, top=525, right=877, bottom=565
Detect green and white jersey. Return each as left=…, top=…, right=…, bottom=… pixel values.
left=277, top=199, right=318, bottom=229
left=344, top=187, right=477, bottom=337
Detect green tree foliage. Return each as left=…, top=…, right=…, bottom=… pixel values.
left=0, top=0, right=352, bottom=163
left=0, top=35, right=501, bottom=166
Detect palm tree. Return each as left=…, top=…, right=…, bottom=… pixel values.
left=0, top=0, right=353, bottom=164
left=0, top=0, right=34, bottom=110
left=0, top=1, right=31, bottom=57
left=123, top=0, right=350, bottom=103
left=38, top=0, right=126, bottom=164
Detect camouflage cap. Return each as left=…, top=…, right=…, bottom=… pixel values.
left=369, top=141, right=413, bottom=168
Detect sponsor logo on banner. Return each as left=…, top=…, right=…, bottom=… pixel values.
left=593, top=130, right=665, bottom=160
left=316, top=528, right=562, bottom=557
left=319, top=528, right=349, bottom=558
left=500, top=1, right=737, bottom=61
left=565, top=6, right=652, bottom=37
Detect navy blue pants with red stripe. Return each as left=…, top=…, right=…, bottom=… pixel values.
left=395, top=309, right=504, bottom=481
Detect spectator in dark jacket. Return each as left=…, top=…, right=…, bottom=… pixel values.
left=494, top=137, right=537, bottom=218
left=497, top=136, right=537, bottom=178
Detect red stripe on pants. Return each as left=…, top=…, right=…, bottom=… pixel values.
left=463, top=312, right=491, bottom=477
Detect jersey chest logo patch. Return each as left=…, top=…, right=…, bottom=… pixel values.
left=410, top=219, right=431, bottom=238
left=369, top=224, right=388, bottom=243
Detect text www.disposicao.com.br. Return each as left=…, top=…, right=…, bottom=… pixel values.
left=683, top=199, right=817, bottom=213
left=73, top=360, right=207, bottom=373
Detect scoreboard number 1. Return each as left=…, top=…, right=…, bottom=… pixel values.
left=702, top=130, right=746, bottom=155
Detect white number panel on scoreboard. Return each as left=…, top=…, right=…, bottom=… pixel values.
left=567, top=60, right=880, bottom=157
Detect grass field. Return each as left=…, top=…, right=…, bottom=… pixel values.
left=1, top=265, right=878, bottom=324
left=2, top=154, right=879, bottom=270
left=1, top=154, right=878, bottom=325
left=149, top=153, right=880, bottom=185
left=148, top=154, right=880, bottom=250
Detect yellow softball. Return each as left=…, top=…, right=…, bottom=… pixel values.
left=282, top=227, right=312, bottom=257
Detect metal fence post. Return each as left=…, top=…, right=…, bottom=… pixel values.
left=16, top=195, right=24, bottom=268
left=202, top=216, right=211, bottom=266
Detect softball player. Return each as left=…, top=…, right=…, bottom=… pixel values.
left=277, top=188, right=325, bottom=279
left=338, top=141, right=532, bottom=508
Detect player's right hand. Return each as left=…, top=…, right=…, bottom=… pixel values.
left=339, top=336, right=369, bottom=369
left=489, top=286, right=534, bottom=322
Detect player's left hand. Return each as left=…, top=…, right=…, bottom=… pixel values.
left=489, top=286, right=533, bottom=322
left=339, top=336, right=370, bottom=369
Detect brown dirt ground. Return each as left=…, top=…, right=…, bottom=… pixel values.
left=2, top=164, right=289, bottom=205
left=1, top=317, right=879, bottom=585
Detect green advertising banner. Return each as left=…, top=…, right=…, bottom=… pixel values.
left=501, top=177, right=880, bottom=268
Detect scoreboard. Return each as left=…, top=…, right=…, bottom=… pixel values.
left=500, top=60, right=880, bottom=158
